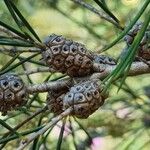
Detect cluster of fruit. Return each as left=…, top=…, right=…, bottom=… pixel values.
left=1, top=24, right=149, bottom=118
left=122, top=22, right=150, bottom=60
left=0, top=73, right=107, bottom=118
left=41, top=34, right=116, bottom=77
left=0, top=73, right=28, bottom=115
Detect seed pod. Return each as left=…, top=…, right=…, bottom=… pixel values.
left=42, top=34, right=94, bottom=77
left=0, top=73, right=28, bottom=115
left=92, top=54, right=116, bottom=73
left=63, top=80, right=107, bottom=119
left=93, top=55, right=116, bottom=65
left=124, top=22, right=150, bottom=60
left=124, top=22, right=143, bottom=45
left=46, top=87, right=69, bottom=115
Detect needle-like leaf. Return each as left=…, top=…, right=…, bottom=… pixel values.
left=101, top=0, right=150, bottom=51
left=4, top=0, right=41, bottom=42
left=93, top=0, right=119, bottom=23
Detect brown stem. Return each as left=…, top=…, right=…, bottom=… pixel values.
left=27, top=78, right=72, bottom=93
left=26, top=61, right=150, bottom=94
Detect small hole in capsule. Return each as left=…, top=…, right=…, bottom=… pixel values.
left=56, top=59, right=61, bottom=63
left=21, top=94, right=25, bottom=99
left=55, top=37, right=61, bottom=42
left=46, top=55, right=51, bottom=59
left=86, top=92, right=91, bottom=97
left=78, top=95, right=83, bottom=100
left=63, top=46, right=69, bottom=51
left=68, top=94, right=72, bottom=98
left=53, top=47, right=58, bottom=51
left=14, top=81, right=20, bottom=88
left=7, top=93, right=12, bottom=98
left=3, top=81, right=8, bottom=87
left=72, top=47, right=77, bottom=52
left=79, top=107, right=84, bottom=112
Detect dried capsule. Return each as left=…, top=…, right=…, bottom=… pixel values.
left=124, top=22, right=150, bottom=60
left=46, top=87, right=69, bottom=115
left=63, top=80, right=107, bottom=119
left=42, top=34, right=94, bottom=77
left=93, top=55, right=116, bottom=65
left=92, top=54, right=116, bottom=73
left=0, top=73, right=28, bottom=115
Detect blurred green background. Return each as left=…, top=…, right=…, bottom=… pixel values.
left=0, top=0, right=149, bottom=150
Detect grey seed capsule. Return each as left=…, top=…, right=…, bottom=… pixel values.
left=63, top=80, right=107, bottom=118
left=0, top=73, right=28, bottom=115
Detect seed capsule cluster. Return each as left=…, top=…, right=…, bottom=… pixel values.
left=63, top=80, right=107, bottom=119
left=0, top=73, right=28, bottom=115
left=124, top=22, right=150, bottom=60
left=42, top=34, right=94, bottom=77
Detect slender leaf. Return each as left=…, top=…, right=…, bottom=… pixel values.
left=117, top=11, right=150, bottom=91
left=4, top=0, right=35, bottom=42
left=0, top=20, right=28, bottom=39
left=31, top=114, right=43, bottom=150
left=69, top=118, right=78, bottom=150
left=103, top=5, right=150, bottom=91
left=101, top=0, right=150, bottom=51
left=74, top=117, right=92, bottom=144
left=0, top=52, right=40, bottom=75
left=0, top=125, right=44, bottom=144
left=4, top=0, right=41, bottom=42
left=56, top=118, right=66, bottom=150
left=93, top=0, right=119, bottom=23
left=0, top=53, right=20, bottom=72
left=0, top=119, right=20, bottom=137
left=0, top=36, right=34, bottom=47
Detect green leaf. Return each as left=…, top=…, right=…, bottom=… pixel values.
left=0, top=125, right=44, bottom=144
left=8, top=0, right=41, bottom=42
left=93, top=0, right=119, bottom=23
left=31, top=114, right=43, bottom=150
left=0, top=53, right=20, bottom=72
left=0, top=36, right=35, bottom=47
left=0, top=52, right=40, bottom=75
left=101, top=0, right=150, bottom=51
left=103, top=0, right=149, bottom=91
left=56, top=118, right=66, bottom=150
left=104, top=8, right=150, bottom=91
left=4, top=0, right=34, bottom=42
left=117, top=11, right=150, bottom=91
left=0, top=119, right=20, bottom=137
left=0, top=20, right=28, bottom=39
left=4, top=0, right=41, bottom=42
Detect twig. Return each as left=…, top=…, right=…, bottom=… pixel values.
left=26, top=61, right=150, bottom=93
left=91, top=61, right=150, bottom=80
left=27, top=78, right=72, bottom=93
left=0, top=47, right=41, bottom=53
left=17, top=107, right=73, bottom=150
left=0, top=26, right=25, bottom=40
left=18, top=67, right=55, bottom=75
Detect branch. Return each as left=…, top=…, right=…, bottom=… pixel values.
left=26, top=61, right=150, bottom=94
left=18, top=67, right=55, bottom=76
left=91, top=61, right=150, bottom=79
left=27, top=78, right=73, bottom=93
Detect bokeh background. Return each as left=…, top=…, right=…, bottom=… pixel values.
left=0, top=0, right=150, bottom=149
